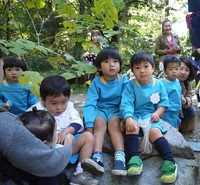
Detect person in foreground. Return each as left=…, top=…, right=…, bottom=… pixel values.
left=27, top=75, right=99, bottom=185
left=120, top=51, right=178, bottom=183
left=0, top=50, right=73, bottom=185
left=178, top=57, right=196, bottom=133
left=161, top=55, right=182, bottom=129
left=0, top=56, right=38, bottom=117
left=20, top=108, right=74, bottom=185
left=83, top=48, right=128, bottom=176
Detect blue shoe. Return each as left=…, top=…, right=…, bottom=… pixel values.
left=81, top=158, right=104, bottom=175
left=112, top=160, right=127, bottom=176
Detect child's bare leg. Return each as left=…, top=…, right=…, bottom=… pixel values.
left=108, top=116, right=124, bottom=151
left=93, top=116, right=107, bottom=152
left=81, top=116, right=106, bottom=175
left=108, top=116, right=127, bottom=176
left=73, top=131, right=94, bottom=161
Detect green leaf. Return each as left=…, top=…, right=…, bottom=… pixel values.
left=61, top=73, right=76, bottom=80
left=19, top=71, right=44, bottom=97
left=26, top=0, right=45, bottom=9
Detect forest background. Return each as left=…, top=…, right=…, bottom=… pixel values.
left=0, top=0, right=191, bottom=94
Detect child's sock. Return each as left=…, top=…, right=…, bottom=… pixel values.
left=74, top=162, right=84, bottom=175
left=126, top=134, right=140, bottom=158
left=92, top=151, right=103, bottom=162
left=114, top=150, right=125, bottom=162
left=154, top=137, right=175, bottom=164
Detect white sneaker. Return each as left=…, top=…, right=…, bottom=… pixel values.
left=197, top=102, right=200, bottom=108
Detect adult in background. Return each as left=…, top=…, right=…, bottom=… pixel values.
left=192, top=47, right=200, bottom=107
left=155, top=18, right=181, bottom=76
left=178, top=57, right=196, bottom=133
left=0, top=49, right=74, bottom=185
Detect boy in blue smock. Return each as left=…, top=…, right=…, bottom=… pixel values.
left=82, top=48, right=128, bottom=176
left=120, top=51, right=178, bottom=184
left=0, top=56, right=38, bottom=117
left=161, top=55, right=182, bottom=128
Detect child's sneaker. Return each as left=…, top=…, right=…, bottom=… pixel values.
left=81, top=158, right=104, bottom=175
left=112, top=160, right=127, bottom=176
left=161, top=160, right=178, bottom=184
left=70, top=171, right=99, bottom=185
left=127, top=156, right=143, bottom=176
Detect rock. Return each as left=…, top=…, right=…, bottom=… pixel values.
left=63, top=121, right=199, bottom=185
left=67, top=94, right=199, bottom=184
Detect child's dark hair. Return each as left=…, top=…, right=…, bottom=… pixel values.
left=163, top=55, right=181, bottom=70
left=20, top=107, right=55, bottom=142
left=40, top=75, right=70, bottom=101
left=179, top=57, right=196, bottom=81
left=3, top=56, right=28, bottom=72
left=130, top=50, right=155, bottom=70
left=94, top=48, right=122, bottom=76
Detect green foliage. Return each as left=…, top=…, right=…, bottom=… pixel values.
left=0, top=0, right=190, bottom=79
left=19, top=71, right=44, bottom=97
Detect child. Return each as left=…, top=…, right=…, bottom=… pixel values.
left=27, top=75, right=99, bottom=185
left=161, top=55, right=182, bottom=128
left=82, top=48, right=128, bottom=176
left=120, top=51, right=178, bottom=183
left=20, top=108, right=74, bottom=185
left=178, top=57, right=196, bottom=133
left=0, top=56, right=38, bottom=117
left=83, top=29, right=103, bottom=64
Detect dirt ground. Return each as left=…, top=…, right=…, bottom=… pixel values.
left=70, top=93, right=200, bottom=183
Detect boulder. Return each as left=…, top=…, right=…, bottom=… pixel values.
left=63, top=121, right=199, bottom=185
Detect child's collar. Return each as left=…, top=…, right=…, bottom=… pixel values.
left=135, top=77, right=156, bottom=87
left=100, top=74, right=121, bottom=85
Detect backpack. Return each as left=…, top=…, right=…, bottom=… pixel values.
left=0, top=108, right=24, bottom=185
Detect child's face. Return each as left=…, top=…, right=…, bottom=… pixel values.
left=132, top=61, right=154, bottom=84
left=91, top=33, right=100, bottom=43
left=42, top=94, right=68, bottom=116
left=99, top=57, right=120, bottom=81
left=178, top=62, right=190, bottom=82
left=5, top=67, right=23, bottom=84
left=164, top=62, right=180, bottom=80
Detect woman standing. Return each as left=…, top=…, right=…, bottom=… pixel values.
left=155, top=18, right=181, bottom=73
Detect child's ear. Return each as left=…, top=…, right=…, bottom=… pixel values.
left=40, top=97, right=45, bottom=104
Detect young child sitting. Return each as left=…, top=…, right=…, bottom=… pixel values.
left=20, top=108, right=74, bottom=185
left=120, top=51, right=178, bottom=184
left=27, top=75, right=99, bottom=185
left=161, top=55, right=182, bottom=128
left=83, top=48, right=128, bottom=176
left=0, top=56, right=38, bottom=116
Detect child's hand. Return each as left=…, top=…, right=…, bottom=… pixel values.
left=151, top=112, right=160, bottom=122
left=2, top=103, right=10, bottom=110
left=126, top=117, right=138, bottom=133
left=57, top=129, right=70, bottom=144
left=63, top=134, right=74, bottom=147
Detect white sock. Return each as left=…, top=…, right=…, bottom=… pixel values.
left=74, top=162, right=84, bottom=175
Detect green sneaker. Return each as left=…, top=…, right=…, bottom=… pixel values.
left=161, top=160, right=178, bottom=184
left=127, top=156, right=143, bottom=176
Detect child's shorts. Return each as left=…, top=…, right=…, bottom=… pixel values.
left=97, top=107, right=119, bottom=122
left=69, top=133, right=80, bottom=164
